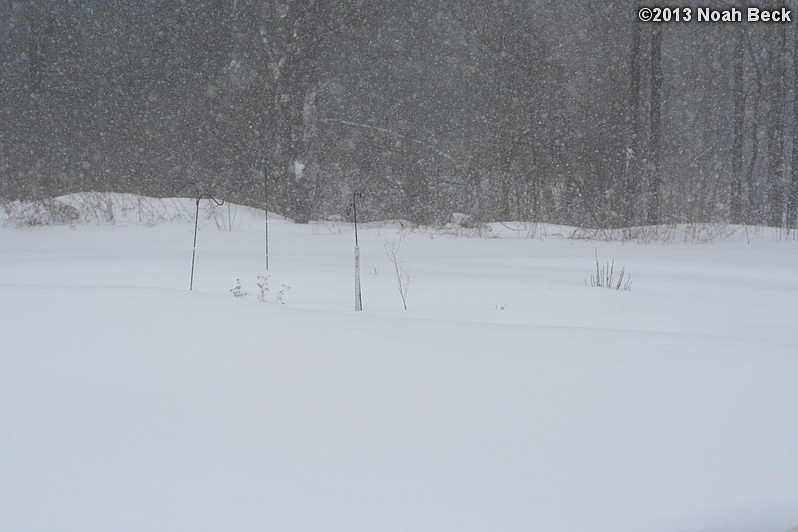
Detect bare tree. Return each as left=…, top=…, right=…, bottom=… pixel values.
left=789, top=13, right=798, bottom=230
left=764, top=19, right=787, bottom=227
left=258, top=0, right=379, bottom=223
left=624, top=7, right=642, bottom=227
left=647, top=25, right=664, bottom=225
left=730, top=21, right=746, bottom=224
left=385, top=239, right=410, bottom=310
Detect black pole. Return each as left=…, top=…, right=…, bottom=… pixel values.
left=190, top=197, right=200, bottom=291
left=353, top=192, right=362, bottom=311
left=187, top=191, right=224, bottom=292
left=353, top=192, right=359, bottom=246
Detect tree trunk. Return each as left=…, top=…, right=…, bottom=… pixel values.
left=765, top=23, right=787, bottom=227
left=730, top=25, right=745, bottom=224
left=623, top=13, right=641, bottom=227
left=647, top=25, right=663, bottom=226
left=787, top=18, right=798, bottom=229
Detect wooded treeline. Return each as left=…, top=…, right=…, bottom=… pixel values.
left=1, top=0, right=797, bottom=227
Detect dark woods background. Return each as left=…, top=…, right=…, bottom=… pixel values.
left=1, top=0, right=797, bottom=228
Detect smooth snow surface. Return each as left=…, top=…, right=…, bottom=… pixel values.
left=2, top=197, right=797, bottom=532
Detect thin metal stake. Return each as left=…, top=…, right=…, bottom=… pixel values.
left=190, top=197, right=200, bottom=291
left=353, top=192, right=362, bottom=311
left=183, top=187, right=223, bottom=292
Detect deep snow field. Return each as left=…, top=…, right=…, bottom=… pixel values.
left=2, top=194, right=797, bottom=532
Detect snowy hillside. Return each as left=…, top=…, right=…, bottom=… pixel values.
left=1, top=194, right=797, bottom=532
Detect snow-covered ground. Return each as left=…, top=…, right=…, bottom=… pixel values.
left=2, top=195, right=797, bottom=532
